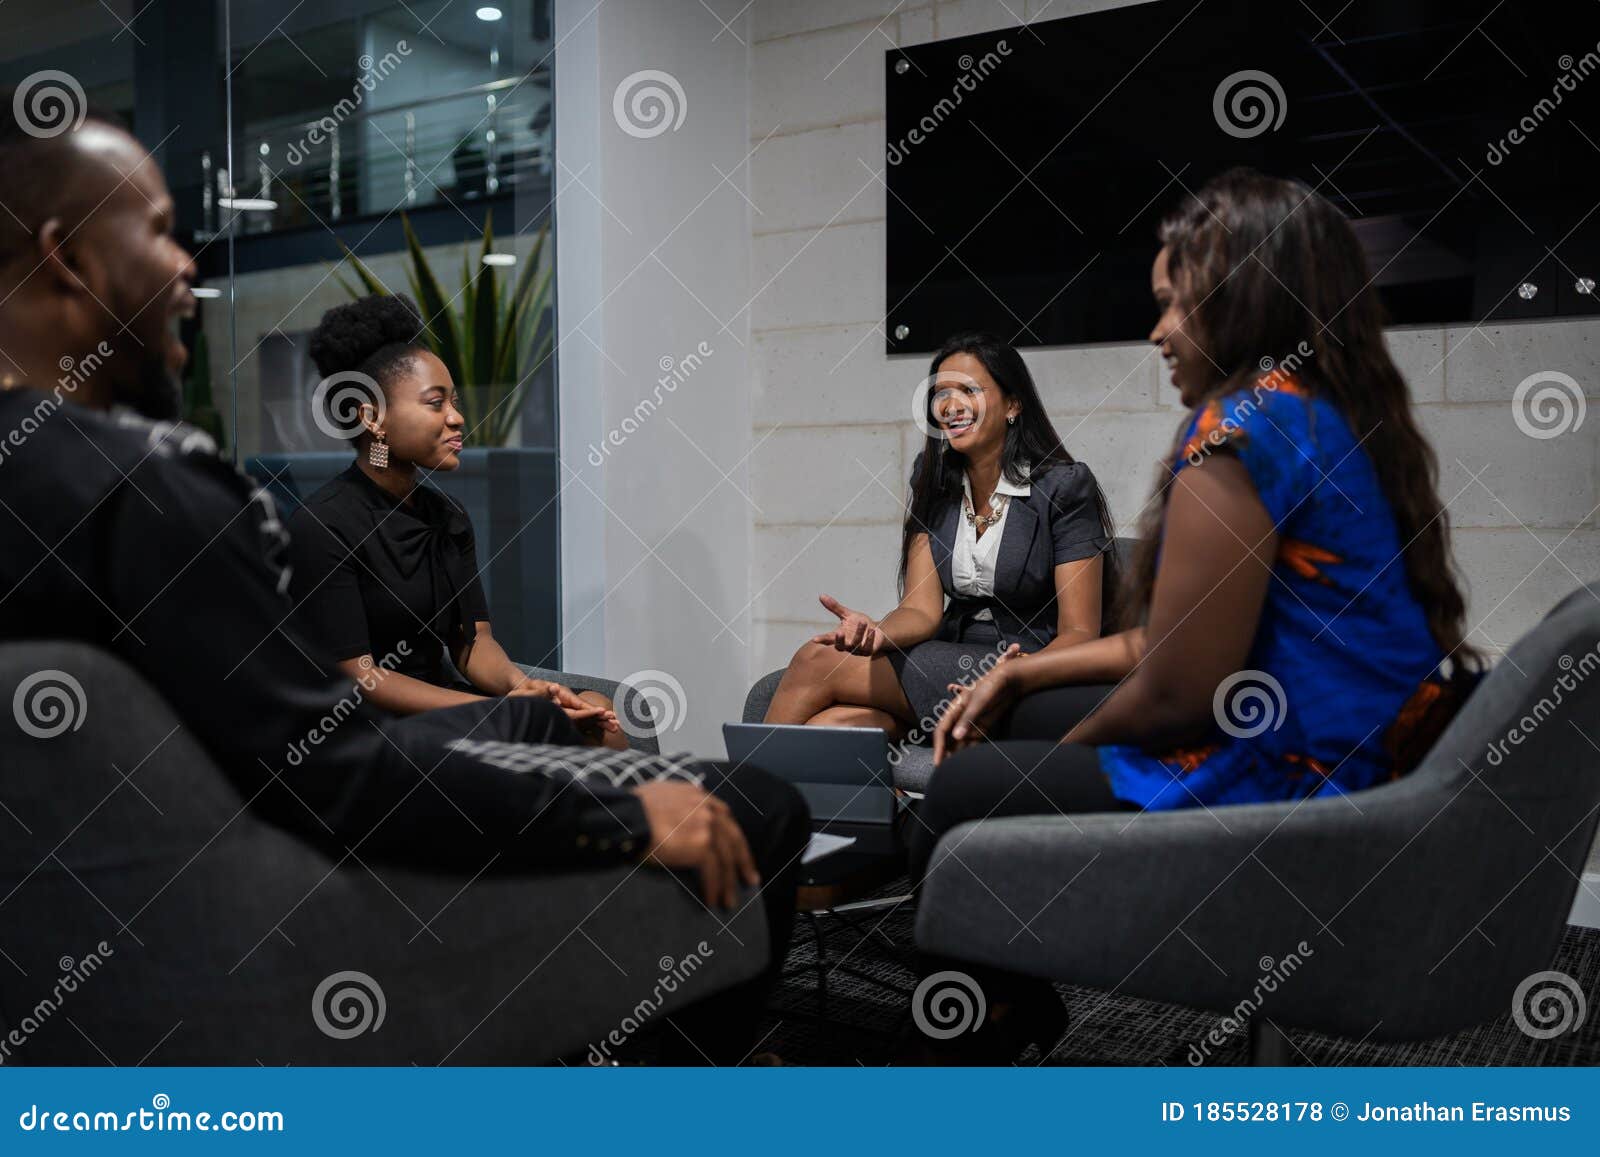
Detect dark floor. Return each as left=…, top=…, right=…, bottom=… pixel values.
left=741, top=888, right=1600, bottom=1066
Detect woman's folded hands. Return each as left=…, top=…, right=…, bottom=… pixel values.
left=508, top=677, right=622, bottom=736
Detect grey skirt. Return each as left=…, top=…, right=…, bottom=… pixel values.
left=888, top=619, right=1013, bottom=744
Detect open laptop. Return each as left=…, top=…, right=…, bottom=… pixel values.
left=721, top=722, right=896, bottom=824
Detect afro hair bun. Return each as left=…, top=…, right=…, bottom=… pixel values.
left=308, top=294, right=427, bottom=380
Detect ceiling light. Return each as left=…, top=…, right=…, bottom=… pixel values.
left=481, top=252, right=516, bottom=266
left=476, top=6, right=503, bottom=20
left=218, top=197, right=278, bottom=212
left=191, top=287, right=222, bottom=299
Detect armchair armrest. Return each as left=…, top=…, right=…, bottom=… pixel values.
left=743, top=669, right=786, bottom=724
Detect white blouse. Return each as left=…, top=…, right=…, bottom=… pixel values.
left=951, top=471, right=1032, bottom=621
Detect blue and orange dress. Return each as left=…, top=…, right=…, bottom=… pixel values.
left=1098, top=377, right=1461, bottom=810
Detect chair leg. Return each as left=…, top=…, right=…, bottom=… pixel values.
left=1249, top=1018, right=1294, bottom=1065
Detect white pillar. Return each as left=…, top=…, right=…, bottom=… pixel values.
left=555, top=0, right=754, bottom=754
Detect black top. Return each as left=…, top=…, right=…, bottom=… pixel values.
left=286, top=464, right=489, bottom=686
left=0, top=387, right=649, bottom=870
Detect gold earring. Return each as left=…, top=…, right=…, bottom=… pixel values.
left=368, top=430, right=389, bottom=468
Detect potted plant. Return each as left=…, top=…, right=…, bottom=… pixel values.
left=181, top=330, right=225, bottom=450
left=336, top=211, right=553, bottom=447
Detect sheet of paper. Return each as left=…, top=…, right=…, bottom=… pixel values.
left=801, top=832, right=857, bottom=865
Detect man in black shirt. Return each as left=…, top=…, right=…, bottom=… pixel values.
left=0, top=101, right=805, bottom=1062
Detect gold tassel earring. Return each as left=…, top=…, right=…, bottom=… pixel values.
left=368, top=430, right=389, bottom=469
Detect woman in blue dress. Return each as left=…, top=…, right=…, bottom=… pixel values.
left=910, top=167, right=1481, bottom=1061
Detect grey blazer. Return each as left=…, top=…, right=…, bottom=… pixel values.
left=920, top=458, right=1110, bottom=651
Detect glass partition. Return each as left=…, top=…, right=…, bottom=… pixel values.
left=3, top=0, right=561, bottom=665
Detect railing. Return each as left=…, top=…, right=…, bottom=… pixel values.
left=203, top=74, right=551, bottom=237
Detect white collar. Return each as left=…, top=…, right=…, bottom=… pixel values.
left=962, top=467, right=1032, bottom=502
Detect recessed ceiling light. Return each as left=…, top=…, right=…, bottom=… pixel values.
left=191, top=287, right=222, bottom=299
left=218, top=197, right=278, bottom=212
left=481, top=252, right=516, bottom=266
left=475, top=6, right=503, bottom=20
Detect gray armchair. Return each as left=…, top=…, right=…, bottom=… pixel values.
left=743, top=537, right=1138, bottom=790
left=0, top=641, right=763, bottom=1064
left=915, top=583, right=1600, bottom=1060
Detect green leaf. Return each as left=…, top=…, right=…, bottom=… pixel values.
left=328, top=206, right=560, bottom=447
left=334, top=243, right=390, bottom=297
left=182, top=330, right=212, bottom=406
left=494, top=321, right=552, bottom=446
left=401, top=213, right=462, bottom=389
left=495, top=261, right=550, bottom=387
left=495, top=219, right=549, bottom=380
left=502, top=220, right=546, bottom=325
left=329, top=210, right=556, bottom=448
left=458, top=242, right=477, bottom=394
left=471, top=211, right=499, bottom=396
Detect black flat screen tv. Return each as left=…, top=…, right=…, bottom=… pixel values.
left=884, top=0, right=1600, bottom=352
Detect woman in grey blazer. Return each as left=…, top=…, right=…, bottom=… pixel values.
left=763, top=332, right=1118, bottom=745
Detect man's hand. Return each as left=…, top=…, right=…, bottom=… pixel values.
left=632, top=780, right=760, bottom=909
left=932, top=645, right=1024, bottom=764
left=812, top=594, right=891, bottom=656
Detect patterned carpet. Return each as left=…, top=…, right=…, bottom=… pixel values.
left=749, top=888, right=1600, bottom=1067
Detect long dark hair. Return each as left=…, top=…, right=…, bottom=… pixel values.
left=899, top=331, right=1119, bottom=612
left=1124, top=167, right=1475, bottom=663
